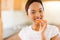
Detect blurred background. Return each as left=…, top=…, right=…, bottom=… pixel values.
left=1, top=0, right=60, bottom=40
left=0, top=0, right=2, bottom=40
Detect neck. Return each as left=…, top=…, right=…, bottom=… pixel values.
left=32, top=23, right=40, bottom=31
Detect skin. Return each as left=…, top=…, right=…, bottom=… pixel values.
left=28, top=2, right=46, bottom=40
left=27, top=2, right=58, bottom=40
left=19, top=2, right=59, bottom=40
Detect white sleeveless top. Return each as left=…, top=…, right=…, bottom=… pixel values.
left=19, top=24, right=59, bottom=40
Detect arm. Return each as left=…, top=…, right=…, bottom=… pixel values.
left=50, top=34, right=59, bottom=40
left=40, top=33, right=46, bottom=40
left=39, top=20, right=47, bottom=40
left=18, top=36, right=22, bottom=40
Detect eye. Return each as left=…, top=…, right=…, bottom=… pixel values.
left=39, top=10, right=42, bottom=13
left=31, top=11, right=36, bottom=14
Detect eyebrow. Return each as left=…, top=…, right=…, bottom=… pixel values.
left=31, top=8, right=43, bottom=11
left=39, top=8, right=43, bottom=10
left=39, top=8, right=43, bottom=11
left=31, top=10, right=36, bottom=11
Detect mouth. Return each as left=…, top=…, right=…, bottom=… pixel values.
left=34, top=18, right=42, bottom=20
left=34, top=18, right=42, bottom=23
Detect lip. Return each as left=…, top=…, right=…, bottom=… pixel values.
left=34, top=18, right=42, bottom=20
left=35, top=19, right=41, bottom=23
left=34, top=18, right=42, bottom=23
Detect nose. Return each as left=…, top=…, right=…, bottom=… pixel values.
left=36, top=13, right=40, bottom=19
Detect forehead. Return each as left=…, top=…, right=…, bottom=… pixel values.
left=28, top=2, right=43, bottom=10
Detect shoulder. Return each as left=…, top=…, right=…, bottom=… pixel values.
left=18, top=26, right=31, bottom=37
left=47, top=24, right=59, bottom=38
left=19, top=26, right=30, bottom=34
left=47, top=24, right=59, bottom=33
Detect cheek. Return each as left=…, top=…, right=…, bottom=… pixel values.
left=29, top=15, right=35, bottom=20
left=28, top=13, right=35, bottom=20
left=40, top=13, right=44, bottom=18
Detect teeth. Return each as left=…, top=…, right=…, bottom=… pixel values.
left=34, top=18, right=42, bottom=20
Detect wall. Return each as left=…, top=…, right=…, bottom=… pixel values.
left=2, top=0, right=60, bottom=38
left=43, top=1, right=60, bottom=25
left=0, top=0, right=2, bottom=40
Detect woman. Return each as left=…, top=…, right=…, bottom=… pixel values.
left=19, top=0, right=59, bottom=40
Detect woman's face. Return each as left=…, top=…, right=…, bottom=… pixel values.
left=28, top=2, right=44, bottom=23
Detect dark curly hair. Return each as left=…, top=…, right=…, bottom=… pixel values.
left=25, top=0, right=44, bottom=15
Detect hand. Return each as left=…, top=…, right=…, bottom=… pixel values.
left=35, top=19, right=47, bottom=40
left=36, top=19, right=47, bottom=33
left=39, top=20, right=47, bottom=33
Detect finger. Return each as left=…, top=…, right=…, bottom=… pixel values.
left=39, top=20, right=45, bottom=27
left=40, top=20, right=47, bottom=31
left=40, top=20, right=47, bottom=26
left=39, top=23, right=42, bottom=30
left=43, top=20, right=47, bottom=28
left=42, top=23, right=47, bottom=31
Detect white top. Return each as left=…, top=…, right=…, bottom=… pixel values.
left=19, top=24, right=59, bottom=40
